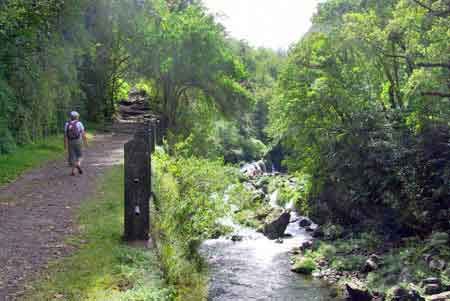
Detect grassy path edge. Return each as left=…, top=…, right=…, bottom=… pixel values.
left=23, top=165, right=173, bottom=301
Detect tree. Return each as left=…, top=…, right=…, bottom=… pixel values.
left=131, top=1, right=250, bottom=130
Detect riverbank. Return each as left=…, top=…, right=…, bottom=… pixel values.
left=233, top=168, right=450, bottom=301
left=292, top=224, right=450, bottom=301
left=151, top=150, right=237, bottom=300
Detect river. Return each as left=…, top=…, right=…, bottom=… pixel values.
left=200, top=170, right=339, bottom=301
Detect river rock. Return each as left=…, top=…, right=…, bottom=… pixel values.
left=231, top=235, right=243, bottom=242
left=312, top=226, right=325, bottom=238
left=421, top=278, right=443, bottom=296
left=429, top=259, right=447, bottom=271
left=299, top=240, right=313, bottom=251
left=427, top=291, right=450, bottom=301
left=422, top=278, right=441, bottom=286
left=362, top=254, right=381, bottom=273
left=262, top=211, right=291, bottom=239
left=390, top=285, right=424, bottom=301
left=345, top=280, right=373, bottom=301
left=298, top=217, right=312, bottom=228
left=290, top=247, right=301, bottom=255
left=424, top=284, right=442, bottom=296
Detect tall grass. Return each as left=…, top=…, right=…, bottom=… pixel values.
left=151, top=149, right=236, bottom=300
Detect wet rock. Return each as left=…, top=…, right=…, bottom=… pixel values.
left=390, top=286, right=408, bottom=299
left=262, top=211, right=291, bottom=240
left=299, top=217, right=312, bottom=228
left=312, top=226, right=325, bottom=238
left=421, top=278, right=443, bottom=296
left=305, top=226, right=315, bottom=232
left=422, top=277, right=441, bottom=286
left=424, top=284, right=442, bottom=296
left=345, top=280, right=373, bottom=301
left=290, top=247, right=301, bottom=255
left=362, top=254, right=381, bottom=273
left=427, top=291, right=450, bottom=301
left=231, top=235, right=243, bottom=242
left=390, top=286, right=424, bottom=301
left=299, top=240, right=313, bottom=251
left=429, top=259, right=447, bottom=271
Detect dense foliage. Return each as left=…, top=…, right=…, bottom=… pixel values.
left=0, top=0, right=135, bottom=152
left=152, top=148, right=236, bottom=300
left=0, top=0, right=266, bottom=159
left=269, top=0, right=450, bottom=234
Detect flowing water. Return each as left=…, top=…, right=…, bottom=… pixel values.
left=201, top=169, right=338, bottom=301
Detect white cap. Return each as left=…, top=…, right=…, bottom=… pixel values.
left=70, top=111, right=80, bottom=118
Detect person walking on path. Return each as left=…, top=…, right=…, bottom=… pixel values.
left=64, top=111, right=88, bottom=176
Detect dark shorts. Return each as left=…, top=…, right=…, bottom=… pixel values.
left=68, top=140, right=83, bottom=164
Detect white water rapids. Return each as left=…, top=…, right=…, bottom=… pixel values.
left=200, top=168, right=338, bottom=300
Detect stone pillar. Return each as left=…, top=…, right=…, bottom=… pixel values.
left=123, top=123, right=152, bottom=241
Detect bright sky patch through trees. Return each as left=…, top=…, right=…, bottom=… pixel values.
left=203, top=0, right=320, bottom=49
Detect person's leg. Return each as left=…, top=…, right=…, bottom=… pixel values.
left=74, top=143, right=83, bottom=174
left=71, top=164, right=77, bottom=176
left=76, top=159, right=83, bottom=174
left=68, top=144, right=76, bottom=176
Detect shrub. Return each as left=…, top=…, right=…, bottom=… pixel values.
left=292, top=257, right=317, bottom=274
left=152, top=149, right=237, bottom=300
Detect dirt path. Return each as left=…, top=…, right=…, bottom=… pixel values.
left=0, top=132, right=131, bottom=300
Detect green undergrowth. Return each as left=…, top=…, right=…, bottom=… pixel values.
left=0, top=124, right=101, bottom=187
left=152, top=148, right=236, bottom=300
left=229, top=182, right=272, bottom=228
left=25, top=166, right=173, bottom=301
left=0, top=135, right=64, bottom=186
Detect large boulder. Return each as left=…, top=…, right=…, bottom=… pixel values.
left=424, top=284, right=442, bottom=296
left=346, top=280, right=373, bottom=301
left=422, top=278, right=443, bottom=296
left=262, top=211, right=291, bottom=239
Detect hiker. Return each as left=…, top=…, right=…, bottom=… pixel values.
left=64, top=111, right=88, bottom=176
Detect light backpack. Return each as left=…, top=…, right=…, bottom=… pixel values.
left=67, top=121, right=81, bottom=140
